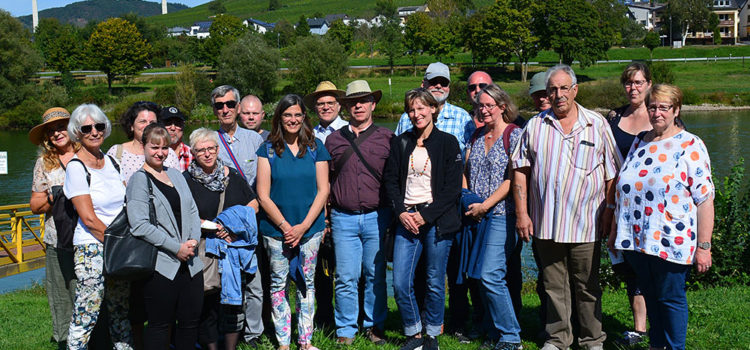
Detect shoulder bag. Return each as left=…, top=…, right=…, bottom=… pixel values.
left=199, top=176, right=228, bottom=292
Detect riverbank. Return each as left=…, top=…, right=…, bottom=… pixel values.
left=2, top=284, right=748, bottom=349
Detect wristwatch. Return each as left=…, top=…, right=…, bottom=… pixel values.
left=697, top=241, right=711, bottom=250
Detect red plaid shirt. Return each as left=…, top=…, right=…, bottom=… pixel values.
left=175, top=142, right=193, bottom=171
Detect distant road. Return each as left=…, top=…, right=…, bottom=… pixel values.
left=37, top=55, right=749, bottom=78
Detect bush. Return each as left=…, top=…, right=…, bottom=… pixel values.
left=575, top=79, right=628, bottom=111
left=152, top=85, right=177, bottom=106
left=70, top=86, right=113, bottom=106
left=647, top=61, right=675, bottom=84
left=681, top=87, right=702, bottom=106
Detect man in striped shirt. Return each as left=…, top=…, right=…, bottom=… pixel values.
left=512, top=64, right=620, bottom=350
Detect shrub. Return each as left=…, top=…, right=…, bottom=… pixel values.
left=575, top=79, right=628, bottom=111
left=647, top=61, right=675, bottom=84
left=70, top=86, right=113, bottom=106
left=152, top=85, right=177, bottom=106
left=681, top=87, right=702, bottom=106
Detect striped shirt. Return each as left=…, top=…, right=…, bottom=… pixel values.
left=395, top=102, right=475, bottom=155
left=512, top=103, right=621, bottom=243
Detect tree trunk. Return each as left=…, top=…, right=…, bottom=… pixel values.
left=107, top=72, right=114, bottom=95
left=521, top=62, right=528, bottom=82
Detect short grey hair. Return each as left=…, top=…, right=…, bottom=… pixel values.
left=211, top=85, right=241, bottom=105
left=545, top=64, right=577, bottom=89
left=67, top=104, right=111, bottom=142
left=189, top=127, right=220, bottom=150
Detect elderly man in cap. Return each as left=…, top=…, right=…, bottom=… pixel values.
left=325, top=80, right=393, bottom=345
left=238, top=95, right=269, bottom=140
left=529, top=72, right=552, bottom=112
left=395, top=62, right=475, bottom=155
left=512, top=65, right=618, bottom=350
left=305, top=81, right=348, bottom=143
left=159, top=106, right=193, bottom=171
left=211, top=85, right=264, bottom=186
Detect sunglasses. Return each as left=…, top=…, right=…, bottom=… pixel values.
left=468, top=83, right=488, bottom=91
left=213, top=100, right=237, bottom=110
left=80, top=123, right=106, bottom=134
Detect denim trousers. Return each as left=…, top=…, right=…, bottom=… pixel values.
left=331, top=208, right=389, bottom=338
left=392, top=223, right=452, bottom=337
left=480, top=215, right=521, bottom=343
left=624, top=251, right=691, bottom=350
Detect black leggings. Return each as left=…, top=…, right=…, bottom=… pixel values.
left=143, top=265, right=203, bottom=350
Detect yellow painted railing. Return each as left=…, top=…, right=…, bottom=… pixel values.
left=0, top=204, right=46, bottom=278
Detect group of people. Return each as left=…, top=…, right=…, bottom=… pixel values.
left=29, top=60, right=714, bottom=350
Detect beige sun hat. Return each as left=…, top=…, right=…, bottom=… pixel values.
left=337, top=80, right=382, bottom=103
left=303, top=81, right=345, bottom=109
left=28, top=107, right=71, bottom=145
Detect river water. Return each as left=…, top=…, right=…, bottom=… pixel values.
left=1, top=111, right=748, bottom=292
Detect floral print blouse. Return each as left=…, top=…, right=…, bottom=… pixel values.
left=466, top=126, right=522, bottom=216
left=31, top=158, right=66, bottom=245
left=613, top=130, right=714, bottom=265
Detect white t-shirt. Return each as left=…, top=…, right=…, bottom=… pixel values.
left=404, top=146, right=433, bottom=206
left=63, top=154, right=126, bottom=245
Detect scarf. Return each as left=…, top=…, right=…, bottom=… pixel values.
left=187, top=158, right=229, bottom=192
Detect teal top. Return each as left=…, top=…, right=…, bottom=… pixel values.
left=256, top=138, right=331, bottom=238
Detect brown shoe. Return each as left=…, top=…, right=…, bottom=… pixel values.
left=337, top=336, right=354, bottom=345
left=365, top=327, right=386, bottom=345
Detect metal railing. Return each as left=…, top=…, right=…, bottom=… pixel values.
left=0, top=204, right=46, bottom=278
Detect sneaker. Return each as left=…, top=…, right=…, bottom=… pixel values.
left=451, top=331, right=471, bottom=344
left=400, top=335, right=424, bottom=350
left=336, top=337, right=354, bottom=345
left=365, top=327, right=387, bottom=346
left=494, top=341, right=523, bottom=350
left=422, top=335, right=439, bottom=350
left=617, top=331, right=646, bottom=346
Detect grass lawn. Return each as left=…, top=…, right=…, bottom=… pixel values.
left=1, top=284, right=748, bottom=349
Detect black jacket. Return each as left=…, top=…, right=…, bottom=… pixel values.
left=384, top=128, right=463, bottom=238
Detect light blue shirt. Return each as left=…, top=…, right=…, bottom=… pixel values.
left=217, top=126, right=264, bottom=187
left=395, top=102, right=475, bottom=155
left=313, top=116, right=348, bottom=143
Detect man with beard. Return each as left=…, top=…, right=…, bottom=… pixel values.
left=395, top=62, right=475, bottom=155
left=159, top=106, right=193, bottom=171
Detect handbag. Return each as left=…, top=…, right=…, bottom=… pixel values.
left=199, top=178, right=227, bottom=292
left=103, top=176, right=158, bottom=281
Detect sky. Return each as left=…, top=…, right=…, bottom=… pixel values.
left=2, top=0, right=209, bottom=17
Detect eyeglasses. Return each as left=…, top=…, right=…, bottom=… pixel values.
left=282, top=113, right=305, bottom=120
left=80, top=123, right=106, bottom=134
left=162, top=119, right=184, bottom=128
left=624, top=80, right=648, bottom=88
left=478, top=103, right=498, bottom=111
left=316, top=101, right=338, bottom=108
left=194, top=145, right=218, bottom=155
left=468, top=83, right=488, bottom=92
left=547, top=85, right=574, bottom=95
left=213, top=100, right=237, bottom=110
left=647, top=104, right=673, bottom=113
left=427, top=77, right=450, bottom=88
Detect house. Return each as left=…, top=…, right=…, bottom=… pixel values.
left=684, top=0, right=742, bottom=44
left=626, top=1, right=666, bottom=31
left=736, top=0, right=750, bottom=39
left=307, top=18, right=329, bottom=35
left=325, top=14, right=350, bottom=26
left=244, top=18, right=275, bottom=34
left=397, top=4, right=429, bottom=25
left=167, top=26, right=190, bottom=37
left=189, top=21, right=212, bottom=39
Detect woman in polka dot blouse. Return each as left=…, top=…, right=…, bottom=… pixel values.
left=607, top=84, right=715, bottom=350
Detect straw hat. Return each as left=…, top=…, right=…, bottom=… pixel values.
left=303, top=81, right=345, bottom=109
left=28, top=107, right=71, bottom=145
left=337, top=80, right=382, bottom=103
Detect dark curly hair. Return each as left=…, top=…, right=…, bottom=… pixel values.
left=120, top=101, right=161, bottom=140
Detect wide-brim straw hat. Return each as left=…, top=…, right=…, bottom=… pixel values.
left=337, top=80, right=382, bottom=104
left=304, top=81, right=345, bottom=109
left=28, top=107, right=71, bottom=145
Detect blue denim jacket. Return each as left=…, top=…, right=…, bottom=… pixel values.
left=207, top=205, right=258, bottom=305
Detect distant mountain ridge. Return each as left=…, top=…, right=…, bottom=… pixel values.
left=17, top=0, right=189, bottom=28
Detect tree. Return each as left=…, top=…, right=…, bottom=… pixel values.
left=478, top=0, right=540, bottom=81
left=378, top=18, right=404, bottom=74
left=34, top=18, right=80, bottom=76
left=208, top=0, right=227, bottom=14
left=663, top=0, right=713, bottom=46
left=86, top=17, right=150, bottom=94
left=217, top=33, right=280, bottom=102
left=643, top=31, right=660, bottom=59
left=0, top=10, right=42, bottom=112
left=265, top=19, right=296, bottom=48
left=534, top=0, right=609, bottom=68
left=713, top=27, right=723, bottom=45
left=375, top=0, right=397, bottom=18
left=326, top=19, right=354, bottom=52
left=354, top=23, right=377, bottom=57
left=268, top=0, right=281, bottom=11
left=424, top=15, right=461, bottom=62
left=295, top=15, right=310, bottom=37
left=120, top=13, right=166, bottom=45
left=404, top=12, right=433, bottom=74
left=175, top=64, right=198, bottom=117
left=204, top=14, right=246, bottom=66
left=286, top=36, right=348, bottom=95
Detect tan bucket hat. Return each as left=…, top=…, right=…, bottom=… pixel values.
left=337, top=80, right=382, bottom=103
left=303, top=81, right=345, bottom=109
left=28, top=107, right=71, bottom=145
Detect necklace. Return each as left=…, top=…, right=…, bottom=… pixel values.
left=409, top=150, right=430, bottom=177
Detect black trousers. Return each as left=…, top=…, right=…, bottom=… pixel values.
left=143, top=265, right=203, bottom=350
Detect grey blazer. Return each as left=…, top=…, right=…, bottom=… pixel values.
left=126, top=168, right=203, bottom=280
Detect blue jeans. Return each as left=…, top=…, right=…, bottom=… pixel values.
left=480, top=215, right=521, bottom=343
left=392, top=223, right=452, bottom=337
left=331, top=208, right=389, bottom=338
left=624, top=251, right=691, bottom=350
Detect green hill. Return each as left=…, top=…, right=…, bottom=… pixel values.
left=17, top=0, right=189, bottom=28
left=146, top=0, right=492, bottom=28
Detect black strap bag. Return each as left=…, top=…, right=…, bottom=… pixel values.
left=103, top=174, right=158, bottom=280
